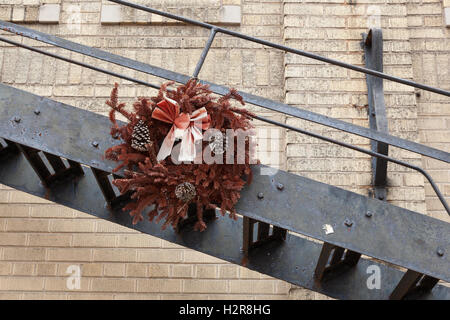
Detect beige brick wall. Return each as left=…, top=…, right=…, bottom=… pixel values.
left=0, top=0, right=448, bottom=299
left=1, top=1, right=61, bottom=24
left=407, top=0, right=450, bottom=223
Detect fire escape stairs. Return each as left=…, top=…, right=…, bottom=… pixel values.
left=0, top=0, right=449, bottom=300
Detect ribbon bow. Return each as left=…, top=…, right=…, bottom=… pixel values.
left=151, top=96, right=210, bottom=162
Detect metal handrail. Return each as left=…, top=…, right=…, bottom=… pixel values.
left=109, top=0, right=450, bottom=97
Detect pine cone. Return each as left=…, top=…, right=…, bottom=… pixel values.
left=175, top=182, right=196, bottom=202
left=131, top=120, right=151, bottom=152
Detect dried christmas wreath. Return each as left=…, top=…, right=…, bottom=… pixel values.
left=104, top=79, right=257, bottom=231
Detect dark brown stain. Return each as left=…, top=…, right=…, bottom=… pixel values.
left=240, top=255, right=248, bottom=267
left=44, top=187, right=51, bottom=200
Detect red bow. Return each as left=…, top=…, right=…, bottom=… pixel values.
left=151, top=97, right=210, bottom=162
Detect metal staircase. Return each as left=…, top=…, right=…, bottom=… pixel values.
left=0, top=0, right=449, bottom=300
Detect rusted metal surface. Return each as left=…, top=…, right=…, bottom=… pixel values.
left=363, top=29, right=389, bottom=202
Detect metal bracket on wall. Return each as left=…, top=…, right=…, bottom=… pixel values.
left=363, top=29, right=389, bottom=202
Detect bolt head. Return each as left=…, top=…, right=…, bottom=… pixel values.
left=91, top=141, right=99, bottom=148
left=365, top=211, right=373, bottom=218
left=276, top=183, right=284, bottom=191
left=437, top=248, right=444, bottom=257
left=257, top=192, right=264, bottom=200
left=344, top=219, right=353, bottom=227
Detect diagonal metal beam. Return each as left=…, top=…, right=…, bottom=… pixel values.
left=0, top=20, right=449, bottom=163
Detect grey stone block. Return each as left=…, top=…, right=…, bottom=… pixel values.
left=101, top=4, right=121, bottom=24
left=219, top=5, right=241, bottom=25
left=38, top=4, right=60, bottom=24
